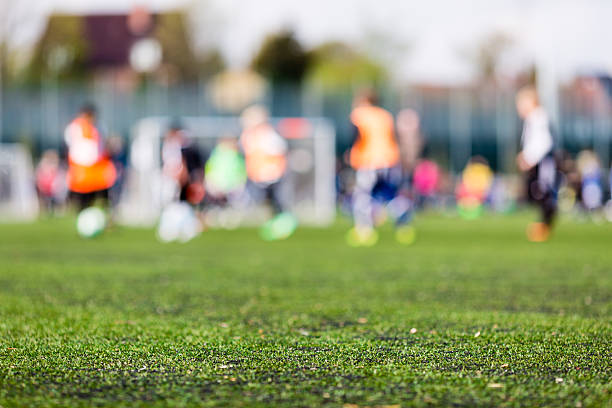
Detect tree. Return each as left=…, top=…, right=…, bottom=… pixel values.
left=307, top=42, right=387, bottom=89
left=25, top=15, right=90, bottom=82
left=251, top=30, right=310, bottom=84
left=198, top=49, right=225, bottom=80
left=183, top=0, right=227, bottom=79
left=155, top=12, right=218, bottom=81
left=0, top=1, right=31, bottom=82
left=467, top=32, right=514, bottom=83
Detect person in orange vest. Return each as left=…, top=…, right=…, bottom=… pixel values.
left=346, top=90, right=415, bottom=246
left=64, top=104, right=117, bottom=210
left=240, top=105, right=297, bottom=240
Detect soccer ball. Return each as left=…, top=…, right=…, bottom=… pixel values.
left=157, top=202, right=201, bottom=243
left=76, top=207, right=107, bottom=238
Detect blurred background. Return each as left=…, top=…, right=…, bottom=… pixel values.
left=1, top=0, right=612, bottom=225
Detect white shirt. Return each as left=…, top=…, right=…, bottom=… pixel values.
left=64, top=121, right=100, bottom=166
left=521, top=107, right=553, bottom=167
left=162, top=139, right=183, bottom=169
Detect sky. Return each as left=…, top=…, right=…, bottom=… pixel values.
left=4, top=0, right=612, bottom=84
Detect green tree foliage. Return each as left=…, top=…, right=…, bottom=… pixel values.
left=251, top=30, right=310, bottom=84
left=307, top=42, right=387, bottom=89
left=25, top=15, right=89, bottom=82
left=471, top=32, right=513, bottom=83
left=1, top=2, right=38, bottom=84
left=155, top=12, right=223, bottom=81
left=198, top=49, right=225, bottom=80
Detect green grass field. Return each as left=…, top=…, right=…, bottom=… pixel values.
left=0, top=214, right=610, bottom=407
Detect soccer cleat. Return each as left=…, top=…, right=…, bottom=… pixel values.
left=346, top=227, right=379, bottom=247
left=260, top=212, right=298, bottom=241
left=526, top=222, right=550, bottom=242
left=395, top=225, right=417, bottom=245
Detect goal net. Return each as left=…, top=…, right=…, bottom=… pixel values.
left=117, top=116, right=336, bottom=227
left=0, top=144, right=39, bottom=221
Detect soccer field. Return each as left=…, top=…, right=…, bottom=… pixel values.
left=0, top=215, right=610, bottom=407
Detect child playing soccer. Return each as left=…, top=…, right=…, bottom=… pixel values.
left=240, top=105, right=297, bottom=241
left=346, top=90, right=414, bottom=246
left=64, top=103, right=117, bottom=211
left=515, top=86, right=558, bottom=242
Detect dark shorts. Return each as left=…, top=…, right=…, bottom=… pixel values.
left=526, top=155, right=557, bottom=203
left=71, top=189, right=109, bottom=211
left=247, top=180, right=284, bottom=214
left=525, top=154, right=557, bottom=226
left=355, top=167, right=404, bottom=203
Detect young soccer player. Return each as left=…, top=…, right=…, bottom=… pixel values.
left=346, top=89, right=414, bottom=246
left=64, top=104, right=117, bottom=211
left=240, top=105, right=297, bottom=240
left=161, top=120, right=205, bottom=206
left=515, top=86, right=558, bottom=242
left=456, top=156, right=494, bottom=219
left=35, top=149, right=66, bottom=214
left=158, top=120, right=205, bottom=242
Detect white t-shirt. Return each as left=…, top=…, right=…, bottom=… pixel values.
left=64, top=121, right=100, bottom=166
left=162, top=139, right=183, bottom=175
left=521, top=107, right=553, bottom=167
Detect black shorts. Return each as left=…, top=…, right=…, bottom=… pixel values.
left=71, top=189, right=109, bottom=210
left=526, top=155, right=556, bottom=203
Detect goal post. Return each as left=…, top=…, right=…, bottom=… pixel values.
left=0, top=143, right=39, bottom=221
left=117, top=116, right=336, bottom=227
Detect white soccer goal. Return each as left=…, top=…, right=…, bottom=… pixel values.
left=117, top=116, right=336, bottom=227
left=0, top=144, right=39, bottom=221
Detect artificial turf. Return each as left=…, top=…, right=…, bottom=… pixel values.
left=0, top=214, right=610, bottom=407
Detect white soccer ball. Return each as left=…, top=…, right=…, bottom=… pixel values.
left=76, top=207, right=107, bottom=238
left=157, top=202, right=201, bottom=243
